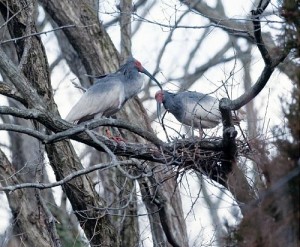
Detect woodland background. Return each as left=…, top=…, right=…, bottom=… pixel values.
left=0, top=0, right=299, bottom=247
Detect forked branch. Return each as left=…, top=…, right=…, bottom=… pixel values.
left=230, top=3, right=288, bottom=110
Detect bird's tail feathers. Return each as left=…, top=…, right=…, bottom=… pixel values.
left=65, top=112, right=77, bottom=123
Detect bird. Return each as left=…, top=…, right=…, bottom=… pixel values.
left=66, top=57, right=162, bottom=124
left=155, top=90, right=241, bottom=137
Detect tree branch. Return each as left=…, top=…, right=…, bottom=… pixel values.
left=216, top=2, right=278, bottom=214
left=0, top=82, right=27, bottom=105
left=0, top=24, right=77, bottom=45
left=0, top=160, right=134, bottom=192
left=0, top=106, right=164, bottom=146
left=0, top=47, right=45, bottom=108
left=0, top=123, right=48, bottom=141
left=180, top=0, right=296, bottom=82
left=230, top=5, right=288, bottom=110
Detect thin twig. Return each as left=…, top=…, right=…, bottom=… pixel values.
left=0, top=3, right=27, bottom=30
left=230, top=5, right=287, bottom=110
left=85, top=129, right=144, bottom=180
left=71, top=80, right=87, bottom=92
left=0, top=24, right=78, bottom=45
left=0, top=160, right=133, bottom=192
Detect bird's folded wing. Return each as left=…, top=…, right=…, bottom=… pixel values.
left=186, top=97, right=221, bottom=120
left=65, top=82, right=124, bottom=123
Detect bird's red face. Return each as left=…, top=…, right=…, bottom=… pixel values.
left=134, top=60, right=143, bottom=72
left=155, top=90, right=164, bottom=103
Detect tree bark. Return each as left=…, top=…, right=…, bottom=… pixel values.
left=0, top=1, right=117, bottom=245
left=40, top=0, right=120, bottom=76
left=0, top=149, right=53, bottom=247
left=39, top=1, right=189, bottom=246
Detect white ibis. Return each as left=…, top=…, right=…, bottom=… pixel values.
left=155, top=90, right=236, bottom=136
left=66, top=57, right=162, bottom=124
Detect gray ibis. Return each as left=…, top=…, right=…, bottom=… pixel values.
left=66, top=57, right=162, bottom=124
left=155, top=90, right=241, bottom=136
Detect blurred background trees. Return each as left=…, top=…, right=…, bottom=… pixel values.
left=0, top=0, right=298, bottom=246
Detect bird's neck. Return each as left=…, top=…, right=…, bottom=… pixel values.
left=123, top=70, right=144, bottom=100
left=163, top=92, right=178, bottom=112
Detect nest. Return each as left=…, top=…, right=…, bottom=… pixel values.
left=160, top=137, right=251, bottom=185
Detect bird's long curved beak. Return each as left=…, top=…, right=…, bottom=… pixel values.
left=142, top=69, right=162, bottom=90
left=157, top=101, right=162, bottom=123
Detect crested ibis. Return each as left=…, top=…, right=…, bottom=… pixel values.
left=66, top=57, right=162, bottom=124
left=155, top=90, right=241, bottom=137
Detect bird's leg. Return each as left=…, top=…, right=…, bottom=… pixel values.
left=161, top=111, right=171, bottom=142
left=199, top=127, right=204, bottom=139
left=105, top=127, right=124, bottom=142
left=105, top=127, right=112, bottom=138
left=111, top=127, right=124, bottom=142
left=191, top=120, right=195, bottom=139
left=196, top=119, right=204, bottom=139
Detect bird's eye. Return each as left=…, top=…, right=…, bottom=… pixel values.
left=155, top=91, right=164, bottom=103
left=135, top=61, right=142, bottom=71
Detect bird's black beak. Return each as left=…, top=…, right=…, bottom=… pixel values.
left=142, top=69, right=162, bottom=90
left=157, top=101, right=162, bottom=123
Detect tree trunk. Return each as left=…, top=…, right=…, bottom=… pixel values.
left=0, top=149, right=53, bottom=247
left=40, top=1, right=189, bottom=246
left=0, top=0, right=117, bottom=245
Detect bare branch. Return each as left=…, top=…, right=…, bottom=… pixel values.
left=0, top=123, right=47, bottom=141
left=172, top=41, right=235, bottom=87
left=0, top=113, right=228, bottom=187
left=0, top=47, right=45, bottom=108
left=180, top=0, right=255, bottom=41
left=0, top=3, right=26, bottom=30
left=216, top=1, right=281, bottom=215
left=258, top=0, right=271, bottom=11
left=49, top=54, right=63, bottom=71
left=0, top=105, right=45, bottom=119
left=17, top=0, right=34, bottom=71
left=54, top=118, right=164, bottom=146
left=71, top=80, right=87, bottom=92
left=0, top=105, right=164, bottom=145
left=0, top=160, right=134, bottom=192
left=180, top=0, right=296, bottom=83
left=0, top=82, right=27, bottom=105
left=0, top=104, right=228, bottom=182
left=251, top=8, right=272, bottom=66
left=85, top=130, right=116, bottom=161
left=133, top=12, right=253, bottom=37
left=85, top=129, right=142, bottom=180
left=0, top=24, right=77, bottom=45
left=142, top=8, right=191, bottom=100
left=103, top=0, right=147, bottom=29
left=230, top=7, right=288, bottom=110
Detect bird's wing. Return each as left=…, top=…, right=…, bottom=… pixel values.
left=180, top=92, right=221, bottom=128
left=65, top=79, right=124, bottom=123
